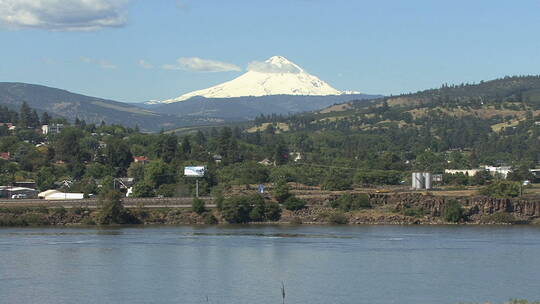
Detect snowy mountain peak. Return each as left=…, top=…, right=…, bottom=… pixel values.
left=264, top=56, right=303, bottom=72
left=154, top=56, right=359, bottom=104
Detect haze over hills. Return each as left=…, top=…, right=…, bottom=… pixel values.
left=150, top=56, right=360, bottom=104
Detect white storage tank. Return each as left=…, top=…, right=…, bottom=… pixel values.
left=412, top=172, right=425, bottom=190
left=423, top=172, right=433, bottom=190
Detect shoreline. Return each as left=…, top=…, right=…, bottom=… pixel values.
left=1, top=205, right=538, bottom=227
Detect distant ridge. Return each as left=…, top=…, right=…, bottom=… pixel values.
left=0, top=82, right=176, bottom=131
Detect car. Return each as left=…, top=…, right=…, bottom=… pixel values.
left=11, top=194, right=27, bottom=199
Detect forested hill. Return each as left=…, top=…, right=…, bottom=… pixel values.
left=247, top=76, right=540, bottom=170
left=0, top=82, right=179, bottom=132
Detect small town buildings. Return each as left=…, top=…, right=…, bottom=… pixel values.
left=213, top=154, right=223, bottom=164
left=0, top=123, right=16, bottom=131
left=290, top=152, right=303, bottom=162
left=484, top=166, right=512, bottom=179
left=0, top=186, right=38, bottom=199
left=444, top=169, right=481, bottom=176
left=0, top=152, right=9, bottom=161
left=445, top=166, right=513, bottom=179
left=133, top=156, right=149, bottom=164
left=41, top=124, right=64, bottom=135
left=258, top=158, right=273, bottom=166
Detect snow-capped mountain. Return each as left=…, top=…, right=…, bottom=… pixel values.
left=153, top=56, right=358, bottom=104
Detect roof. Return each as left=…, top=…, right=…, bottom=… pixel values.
left=44, top=192, right=84, bottom=200
left=0, top=152, right=9, bottom=160
left=133, top=156, right=149, bottom=162
left=0, top=186, right=37, bottom=192
left=38, top=189, right=62, bottom=198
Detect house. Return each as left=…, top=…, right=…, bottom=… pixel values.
left=289, top=152, right=303, bottom=162
left=213, top=154, right=223, bottom=164
left=0, top=123, right=16, bottom=131
left=133, top=156, right=149, bottom=164
left=115, top=177, right=134, bottom=189
left=484, top=166, right=512, bottom=179
left=41, top=124, right=64, bottom=135
left=0, top=186, right=38, bottom=199
left=258, top=158, right=274, bottom=166
left=0, top=152, right=9, bottom=161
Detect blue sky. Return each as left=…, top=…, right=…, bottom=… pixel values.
left=1, top=0, right=540, bottom=102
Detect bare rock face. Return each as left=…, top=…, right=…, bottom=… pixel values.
left=366, top=192, right=540, bottom=221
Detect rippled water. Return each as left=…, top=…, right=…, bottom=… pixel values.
left=1, top=225, right=540, bottom=304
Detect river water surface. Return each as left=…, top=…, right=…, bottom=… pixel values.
left=1, top=225, right=540, bottom=304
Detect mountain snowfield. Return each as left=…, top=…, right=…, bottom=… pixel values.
left=154, top=56, right=358, bottom=104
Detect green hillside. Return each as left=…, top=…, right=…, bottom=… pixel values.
left=247, top=76, right=540, bottom=171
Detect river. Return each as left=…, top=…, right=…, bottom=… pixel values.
left=1, top=225, right=539, bottom=304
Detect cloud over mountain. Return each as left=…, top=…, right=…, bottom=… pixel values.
left=0, top=0, right=129, bottom=31
left=162, top=57, right=241, bottom=73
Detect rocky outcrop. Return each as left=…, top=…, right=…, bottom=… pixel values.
left=364, top=193, right=540, bottom=220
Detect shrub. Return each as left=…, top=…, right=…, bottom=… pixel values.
left=192, top=197, right=206, bottom=215
left=326, top=211, right=348, bottom=224
left=283, top=196, right=307, bottom=211
left=265, top=202, right=282, bottom=221
left=331, top=193, right=370, bottom=211
left=444, top=200, right=465, bottom=223
left=481, top=212, right=516, bottom=224
left=480, top=180, right=521, bottom=198
left=213, top=193, right=224, bottom=211
left=249, top=196, right=267, bottom=222
left=81, top=217, right=96, bottom=225
left=50, top=206, right=67, bottom=216
left=403, top=207, right=428, bottom=218
left=131, top=181, right=155, bottom=198
left=273, top=180, right=291, bottom=203
left=202, top=212, right=218, bottom=224
left=220, top=194, right=281, bottom=223
left=0, top=214, right=26, bottom=226
left=22, top=214, right=49, bottom=226
left=221, top=195, right=253, bottom=223
left=156, top=184, right=177, bottom=197
left=354, top=170, right=401, bottom=185
left=290, top=217, right=303, bottom=225
left=97, top=190, right=139, bottom=225
left=322, top=172, right=353, bottom=191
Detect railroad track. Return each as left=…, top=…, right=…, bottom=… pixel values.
left=0, top=197, right=214, bottom=208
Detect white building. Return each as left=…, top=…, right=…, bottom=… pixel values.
left=42, top=124, right=64, bottom=135
left=484, top=166, right=512, bottom=179
left=444, top=169, right=482, bottom=176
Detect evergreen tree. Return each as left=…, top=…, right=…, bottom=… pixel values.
left=18, top=102, right=32, bottom=128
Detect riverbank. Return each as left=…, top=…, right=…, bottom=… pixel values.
left=1, top=203, right=539, bottom=227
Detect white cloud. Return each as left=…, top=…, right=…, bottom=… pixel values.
left=80, top=56, right=116, bottom=69
left=138, top=59, right=153, bottom=69
left=0, top=0, right=129, bottom=31
left=248, top=60, right=302, bottom=74
left=162, top=57, right=241, bottom=72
